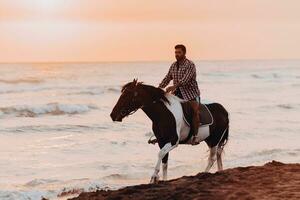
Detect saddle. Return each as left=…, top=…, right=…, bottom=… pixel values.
left=181, top=102, right=213, bottom=127
left=180, top=102, right=213, bottom=144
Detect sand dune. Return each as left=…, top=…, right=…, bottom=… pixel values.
left=71, top=161, right=300, bottom=200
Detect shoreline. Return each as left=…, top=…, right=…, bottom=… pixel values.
left=70, top=161, right=300, bottom=200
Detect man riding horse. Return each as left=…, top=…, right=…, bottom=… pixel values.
left=159, top=44, right=201, bottom=143
left=110, top=44, right=229, bottom=183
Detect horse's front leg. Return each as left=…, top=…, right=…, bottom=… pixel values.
left=150, top=143, right=177, bottom=183
left=162, top=153, right=169, bottom=181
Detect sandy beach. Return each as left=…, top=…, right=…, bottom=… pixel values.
left=71, top=161, right=300, bottom=200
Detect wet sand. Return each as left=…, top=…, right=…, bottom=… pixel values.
left=71, top=161, right=300, bottom=200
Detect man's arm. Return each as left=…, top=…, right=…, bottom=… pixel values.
left=158, top=66, right=173, bottom=88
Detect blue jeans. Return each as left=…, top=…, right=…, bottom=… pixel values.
left=192, top=96, right=201, bottom=104
left=174, top=88, right=201, bottom=103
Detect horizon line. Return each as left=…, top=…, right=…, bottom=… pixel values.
left=1, top=58, right=300, bottom=65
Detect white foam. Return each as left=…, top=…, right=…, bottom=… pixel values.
left=0, top=103, right=97, bottom=118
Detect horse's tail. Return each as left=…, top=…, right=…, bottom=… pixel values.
left=211, top=103, right=229, bottom=149
left=219, top=124, right=229, bottom=150
left=218, top=104, right=229, bottom=149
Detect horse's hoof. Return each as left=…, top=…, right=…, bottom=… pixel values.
left=150, top=175, right=159, bottom=184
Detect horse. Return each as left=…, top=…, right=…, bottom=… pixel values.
left=110, top=79, right=229, bottom=184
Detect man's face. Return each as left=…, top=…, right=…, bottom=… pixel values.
left=175, top=48, right=185, bottom=61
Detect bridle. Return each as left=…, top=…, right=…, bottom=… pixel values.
left=120, top=88, right=158, bottom=117
left=120, top=105, right=141, bottom=117
left=120, top=100, right=158, bottom=118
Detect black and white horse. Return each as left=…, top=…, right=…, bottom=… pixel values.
left=110, top=79, right=229, bottom=183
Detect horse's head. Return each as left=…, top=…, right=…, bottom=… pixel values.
left=110, top=79, right=145, bottom=122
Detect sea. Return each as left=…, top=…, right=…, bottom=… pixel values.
left=0, top=60, right=299, bottom=199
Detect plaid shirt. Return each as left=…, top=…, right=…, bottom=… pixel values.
left=159, top=58, right=200, bottom=100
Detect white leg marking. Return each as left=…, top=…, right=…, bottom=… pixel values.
left=216, top=146, right=223, bottom=171
left=162, top=162, right=168, bottom=181
left=150, top=142, right=178, bottom=183
left=205, top=146, right=217, bottom=172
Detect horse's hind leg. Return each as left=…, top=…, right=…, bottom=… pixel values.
left=216, top=146, right=223, bottom=171
left=205, top=146, right=217, bottom=172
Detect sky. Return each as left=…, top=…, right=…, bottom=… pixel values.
left=0, top=0, right=300, bottom=62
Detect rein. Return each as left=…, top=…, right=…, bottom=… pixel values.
left=121, top=100, right=158, bottom=117
left=127, top=106, right=141, bottom=116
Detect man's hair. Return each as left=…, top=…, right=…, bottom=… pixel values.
left=175, top=44, right=186, bottom=54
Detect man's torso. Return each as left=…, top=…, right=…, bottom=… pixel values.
left=171, top=59, right=200, bottom=100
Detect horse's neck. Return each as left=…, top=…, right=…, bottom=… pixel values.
left=142, top=94, right=181, bottom=122
left=141, top=101, right=165, bottom=123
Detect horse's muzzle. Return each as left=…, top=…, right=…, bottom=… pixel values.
left=110, top=112, right=122, bottom=122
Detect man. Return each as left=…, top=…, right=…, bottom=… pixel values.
left=159, top=44, right=201, bottom=142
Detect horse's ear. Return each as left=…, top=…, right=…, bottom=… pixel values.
left=133, top=78, right=138, bottom=85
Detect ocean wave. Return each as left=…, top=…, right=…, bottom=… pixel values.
left=0, top=78, right=43, bottom=84
left=102, top=173, right=129, bottom=180
left=0, top=85, right=121, bottom=95
left=58, top=188, right=84, bottom=198
left=251, top=74, right=263, bottom=79
left=66, top=86, right=121, bottom=96
left=24, top=179, right=60, bottom=187
left=258, top=148, right=300, bottom=158
left=292, top=83, right=300, bottom=87
left=0, top=180, right=110, bottom=200
left=251, top=73, right=280, bottom=79
left=0, top=86, right=82, bottom=95
left=0, top=103, right=97, bottom=118
left=238, top=148, right=300, bottom=161
left=0, top=190, right=50, bottom=200
left=254, top=148, right=284, bottom=156
left=106, top=86, right=120, bottom=93
left=277, top=104, right=295, bottom=110
left=259, top=103, right=299, bottom=111
left=0, top=124, right=110, bottom=134
left=57, top=182, right=113, bottom=199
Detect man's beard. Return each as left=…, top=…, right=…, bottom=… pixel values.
left=176, top=55, right=185, bottom=61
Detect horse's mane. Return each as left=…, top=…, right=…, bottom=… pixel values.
left=121, top=82, right=136, bottom=92
left=121, top=80, right=170, bottom=104
left=140, top=84, right=170, bottom=104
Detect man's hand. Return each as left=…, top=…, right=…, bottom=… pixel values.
left=166, top=85, right=177, bottom=93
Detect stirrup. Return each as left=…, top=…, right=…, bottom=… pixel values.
left=148, top=134, right=157, bottom=145
left=191, top=136, right=200, bottom=145
left=148, top=138, right=157, bottom=145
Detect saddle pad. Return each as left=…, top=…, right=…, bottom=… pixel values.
left=181, top=126, right=210, bottom=145
left=181, top=102, right=213, bottom=127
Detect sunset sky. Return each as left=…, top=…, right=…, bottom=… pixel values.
left=0, top=0, right=299, bottom=62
